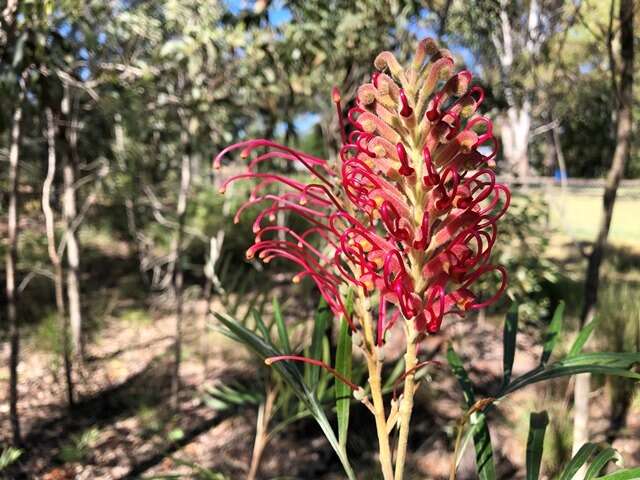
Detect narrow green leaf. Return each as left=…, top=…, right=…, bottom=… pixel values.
left=503, top=303, right=519, bottom=387
left=214, top=312, right=356, bottom=480
left=310, top=298, right=331, bottom=387
left=447, top=344, right=476, bottom=405
left=541, top=301, right=565, bottom=366
left=316, top=337, right=331, bottom=400
left=560, top=352, right=640, bottom=369
left=594, top=467, right=640, bottom=479
left=272, top=297, right=291, bottom=354
left=585, top=447, right=621, bottom=479
left=251, top=309, right=270, bottom=340
left=335, top=315, right=353, bottom=453
left=470, top=413, right=496, bottom=480
left=501, top=365, right=640, bottom=398
left=526, top=411, right=549, bottom=480
left=560, top=443, right=599, bottom=480
left=382, top=357, right=406, bottom=392
left=447, top=344, right=496, bottom=480
left=569, top=319, right=599, bottom=357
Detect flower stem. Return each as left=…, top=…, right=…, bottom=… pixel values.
left=367, top=354, right=395, bottom=480
left=356, top=290, right=394, bottom=480
left=394, top=322, right=418, bottom=480
left=449, top=417, right=466, bottom=480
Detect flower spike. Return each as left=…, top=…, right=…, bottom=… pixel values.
left=216, top=37, right=510, bottom=335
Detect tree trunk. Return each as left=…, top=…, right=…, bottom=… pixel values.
left=44, top=107, right=75, bottom=407
left=501, top=101, right=532, bottom=179
left=552, top=120, right=568, bottom=227
left=494, top=0, right=533, bottom=179
left=170, top=126, right=192, bottom=408
left=5, top=83, right=25, bottom=446
left=62, top=94, right=84, bottom=360
left=572, top=0, right=634, bottom=459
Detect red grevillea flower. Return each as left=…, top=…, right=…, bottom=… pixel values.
left=215, top=38, right=510, bottom=341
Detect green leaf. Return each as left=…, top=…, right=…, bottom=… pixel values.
left=204, top=383, right=262, bottom=411
left=471, top=413, right=496, bottom=480
left=594, top=468, right=640, bottom=479
left=560, top=352, right=640, bottom=369
left=560, top=443, right=599, bottom=480
left=309, top=298, right=331, bottom=387
left=273, top=297, right=291, bottom=354
left=569, top=319, right=599, bottom=357
left=541, top=301, right=565, bottom=366
left=503, top=303, right=519, bottom=387
left=447, top=344, right=476, bottom=405
left=447, top=344, right=496, bottom=480
left=585, top=447, right=621, bottom=479
left=214, top=312, right=357, bottom=480
left=0, top=447, right=22, bottom=470
left=252, top=309, right=270, bottom=340
left=316, top=337, right=331, bottom=400
left=382, top=357, right=406, bottom=392
left=501, top=364, right=640, bottom=398
left=335, top=315, right=353, bottom=453
left=526, top=411, right=549, bottom=480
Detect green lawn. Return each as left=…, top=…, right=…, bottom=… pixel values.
left=546, top=188, right=640, bottom=246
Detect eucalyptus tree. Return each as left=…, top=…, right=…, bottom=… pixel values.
left=2, top=65, right=26, bottom=448
left=1, top=0, right=53, bottom=444
left=447, top=0, right=575, bottom=177
left=270, top=1, right=425, bottom=155
left=98, top=0, right=255, bottom=406
left=572, top=0, right=635, bottom=456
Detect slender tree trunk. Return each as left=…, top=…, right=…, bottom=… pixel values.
left=5, top=83, right=25, bottom=446
left=552, top=120, right=568, bottom=227
left=501, top=101, right=532, bottom=179
left=493, top=0, right=533, bottom=179
left=170, top=126, right=192, bottom=408
left=202, top=231, right=224, bottom=376
left=62, top=95, right=84, bottom=360
left=114, top=113, right=146, bottom=282
left=551, top=120, right=568, bottom=189
left=44, top=107, right=75, bottom=407
left=572, top=0, right=634, bottom=459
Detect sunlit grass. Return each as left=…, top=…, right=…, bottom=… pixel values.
left=547, top=188, right=640, bottom=246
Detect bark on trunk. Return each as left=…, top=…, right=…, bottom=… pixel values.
left=5, top=84, right=25, bottom=446
left=572, top=0, right=634, bottom=459
left=44, top=107, right=75, bottom=407
left=493, top=0, right=541, bottom=179
left=170, top=126, right=192, bottom=408
left=62, top=94, right=84, bottom=360
left=501, top=102, right=532, bottom=178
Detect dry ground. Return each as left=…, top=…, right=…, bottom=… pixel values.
left=1, top=291, right=639, bottom=479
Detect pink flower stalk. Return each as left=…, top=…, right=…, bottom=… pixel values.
left=215, top=38, right=510, bottom=340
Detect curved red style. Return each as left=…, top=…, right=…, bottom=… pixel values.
left=215, top=38, right=510, bottom=339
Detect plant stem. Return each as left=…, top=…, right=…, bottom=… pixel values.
left=247, top=386, right=276, bottom=480
left=357, top=291, right=394, bottom=480
left=367, top=354, right=395, bottom=480
left=394, top=322, right=418, bottom=480
left=449, top=417, right=466, bottom=480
